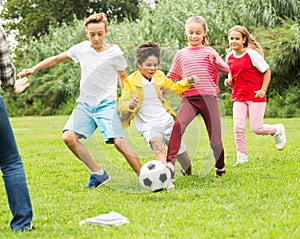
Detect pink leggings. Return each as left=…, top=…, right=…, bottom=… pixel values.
left=233, top=101, right=276, bottom=154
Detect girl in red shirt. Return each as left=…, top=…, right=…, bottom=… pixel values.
left=166, top=16, right=229, bottom=177
left=225, top=25, right=286, bottom=164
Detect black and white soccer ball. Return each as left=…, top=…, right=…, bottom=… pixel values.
left=139, top=160, right=171, bottom=192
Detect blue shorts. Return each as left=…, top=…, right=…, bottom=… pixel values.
left=63, top=100, right=125, bottom=144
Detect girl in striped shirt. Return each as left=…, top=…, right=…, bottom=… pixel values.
left=166, top=16, right=230, bottom=177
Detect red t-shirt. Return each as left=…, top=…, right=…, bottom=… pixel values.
left=226, top=49, right=269, bottom=102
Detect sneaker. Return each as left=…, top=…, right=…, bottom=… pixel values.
left=236, top=152, right=248, bottom=164
left=216, top=168, right=226, bottom=178
left=180, top=168, right=194, bottom=176
left=165, top=182, right=175, bottom=192
left=85, top=170, right=111, bottom=188
left=166, top=162, right=175, bottom=182
left=273, top=124, right=286, bottom=150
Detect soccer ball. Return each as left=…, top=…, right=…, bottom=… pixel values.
left=139, top=160, right=171, bottom=192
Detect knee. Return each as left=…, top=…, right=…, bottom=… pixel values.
left=251, top=126, right=264, bottom=135
left=113, top=137, right=127, bottom=149
left=62, top=130, right=76, bottom=146
left=150, top=138, right=165, bottom=153
left=234, top=125, right=245, bottom=134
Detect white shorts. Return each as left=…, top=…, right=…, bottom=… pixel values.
left=139, top=120, right=187, bottom=155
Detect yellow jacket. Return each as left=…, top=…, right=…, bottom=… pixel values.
left=118, top=70, right=192, bottom=129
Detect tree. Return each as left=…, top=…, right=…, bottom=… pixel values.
left=2, top=0, right=299, bottom=117
left=1, top=0, right=140, bottom=43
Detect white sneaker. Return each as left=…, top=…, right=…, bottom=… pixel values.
left=273, top=124, right=286, bottom=150
left=236, top=152, right=248, bottom=164
left=165, top=182, right=175, bottom=192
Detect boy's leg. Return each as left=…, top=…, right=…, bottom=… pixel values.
left=63, top=103, right=100, bottom=171
left=62, top=130, right=100, bottom=172
left=113, top=137, right=141, bottom=174
left=149, top=136, right=167, bottom=162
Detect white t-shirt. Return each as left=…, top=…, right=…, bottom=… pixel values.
left=134, top=74, right=173, bottom=134
left=66, top=41, right=127, bottom=105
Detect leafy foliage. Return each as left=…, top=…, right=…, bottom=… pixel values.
left=1, top=0, right=140, bottom=43
left=2, top=0, right=300, bottom=117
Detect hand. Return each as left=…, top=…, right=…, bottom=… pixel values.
left=18, top=68, right=35, bottom=78
left=13, top=77, right=30, bottom=94
left=254, top=89, right=266, bottom=98
left=129, top=95, right=138, bottom=110
left=158, top=87, right=166, bottom=100
left=224, top=78, right=232, bottom=87
left=187, top=75, right=199, bottom=84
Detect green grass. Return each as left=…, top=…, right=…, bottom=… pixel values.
left=0, top=116, right=299, bottom=238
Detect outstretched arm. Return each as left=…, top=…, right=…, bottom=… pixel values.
left=18, top=52, right=70, bottom=77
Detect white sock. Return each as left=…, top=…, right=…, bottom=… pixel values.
left=92, top=169, right=104, bottom=175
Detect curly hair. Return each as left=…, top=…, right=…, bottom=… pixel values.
left=135, top=41, right=161, bottom=68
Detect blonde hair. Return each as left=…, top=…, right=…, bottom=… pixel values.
left=84, top=13, right=107, bottom=29
left=185, top=16, right=209, bottom=46
left=228, top=25, right=264, bottom=56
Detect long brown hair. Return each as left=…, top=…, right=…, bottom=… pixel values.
left=228, top=25, right=264, bottom=56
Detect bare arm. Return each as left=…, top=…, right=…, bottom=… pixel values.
left=254, top=68, right=271, bottom=98
left=118, top=70, right=127, bottom=90
left=18, top=52, right=70, bottom=77
left=224, top=72, right=233, bottom=87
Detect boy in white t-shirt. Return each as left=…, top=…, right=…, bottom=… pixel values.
left=118, top=42, right=197, bottom=191
left=18, top=13, right=141, bottom=188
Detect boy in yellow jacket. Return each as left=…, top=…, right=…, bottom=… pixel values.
left=118, top=42, right=197, bottom=191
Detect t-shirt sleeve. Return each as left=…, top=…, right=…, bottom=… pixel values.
left=115, top=52, right=127, bottom=70
left=247, top=49, right=269, bottom=73
left=65, top=44, right=80, bottom=63
left=225, top=51, right=233, bottom=63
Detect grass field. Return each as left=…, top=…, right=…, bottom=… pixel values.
left=0, top=116, right=299, bottom=239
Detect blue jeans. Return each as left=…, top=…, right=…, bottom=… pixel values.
left=0, top=96, right=33, bottom=230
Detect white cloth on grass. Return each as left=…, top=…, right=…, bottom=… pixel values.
left=79, top=211, right=129, bottom=226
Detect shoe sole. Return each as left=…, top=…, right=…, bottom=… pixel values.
left=95, top=176, right=111, bottom=188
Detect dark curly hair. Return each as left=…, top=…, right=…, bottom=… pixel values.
left=135, top=41, right=161, bottom=68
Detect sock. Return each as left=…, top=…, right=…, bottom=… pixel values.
left=92, top=169, right=104, bottom=175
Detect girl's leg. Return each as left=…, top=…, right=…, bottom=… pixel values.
left=248, top=102, right=276, bottom=135
left=200, top=96, right=224, bottom=170
left=167, top=98, right=197, bottom=164
left=233, top=101, right=248, bottom=155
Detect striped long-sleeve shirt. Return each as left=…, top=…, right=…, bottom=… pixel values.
left=0, top=25, right=16, bottom=92
left=167, top=46, right=229, bottom=97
